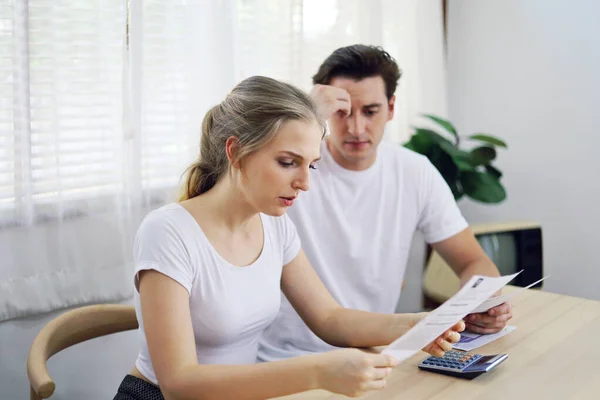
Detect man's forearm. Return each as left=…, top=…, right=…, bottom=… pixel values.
left=458, top=257, right=501, bottom=287
left=432, top=228, right=502, bottom=289
left=316, top=308, right=424, bottom=349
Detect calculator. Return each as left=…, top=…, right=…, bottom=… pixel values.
left=418, top=350, right=508, bottom=380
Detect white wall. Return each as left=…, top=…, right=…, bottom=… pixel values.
left=447, top=0, right=600, bottom=300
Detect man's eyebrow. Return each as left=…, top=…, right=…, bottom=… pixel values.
left=363, top=103, right=382, bottom=109
left=280, top=151, right=321, bottom=162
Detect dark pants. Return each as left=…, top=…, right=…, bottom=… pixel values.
left=113, top=375, right=165, bottom=400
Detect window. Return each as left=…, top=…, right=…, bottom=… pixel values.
left=1, top=0, right=406, bottom=228
left=1, top=0, right=126, bottom=226
left=2, top=0, right=438, bottom=322
left=139, top=0, right=192, bottom=191
left=0, top=0, right=15, bottom=213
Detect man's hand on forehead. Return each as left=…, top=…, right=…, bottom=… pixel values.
left=309, top=84, right=351, bottom=120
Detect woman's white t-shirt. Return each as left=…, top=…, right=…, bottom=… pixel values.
left=133, top=203, right=301, bottom=385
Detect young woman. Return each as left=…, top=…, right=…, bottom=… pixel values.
left=113, top=76, right=464, bottom=400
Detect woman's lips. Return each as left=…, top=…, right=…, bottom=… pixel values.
left=279, top=196, right=296, bottom=207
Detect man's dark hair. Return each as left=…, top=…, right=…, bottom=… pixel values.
left=312, top=44, right=402, bottom=100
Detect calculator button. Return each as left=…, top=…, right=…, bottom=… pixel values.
left=420, top=352, right=483, bottom=371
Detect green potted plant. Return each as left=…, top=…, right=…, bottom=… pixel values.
left=404, top=114, right=507, bottom=203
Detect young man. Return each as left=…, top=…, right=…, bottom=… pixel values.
left=258, top=45, right=511, bottom=362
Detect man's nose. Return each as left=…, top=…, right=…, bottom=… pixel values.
left=347, top=113, right=366, bottom=136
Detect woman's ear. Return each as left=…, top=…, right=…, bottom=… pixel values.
left=225, top=136, right=241, bottom=169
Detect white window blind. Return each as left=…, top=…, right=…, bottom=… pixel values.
left=139, top=0, right=192, bottom=192
left=29, top=1, right=125, bottom=199
left=2, top=0, right=126, bottom=226
left=1, top=0, right=133, bottom=323
left=134, top=0, right=239, bottom=197
left=0, top=0, right=15, bottom=213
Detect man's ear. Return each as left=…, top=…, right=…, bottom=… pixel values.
left=387, top=95, right=396, bottom=121
left=225, top=136, right=241, bottom=169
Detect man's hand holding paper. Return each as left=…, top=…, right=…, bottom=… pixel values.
left=383, top=272, right=522, bottom=363
left=464, top=275, right=548, bottom=334
left=465, top=301, right=513, bottom=334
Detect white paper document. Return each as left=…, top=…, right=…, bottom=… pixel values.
left=382, top=272, right=521, bottom=363
left=470, top=276, right=549, bottom=314
left=453, top=325, right=517, bottom=351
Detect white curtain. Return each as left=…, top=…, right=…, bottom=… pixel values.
left=0, top=0, right=135, bottom=322
left=0, top=0, right=447, bottom=321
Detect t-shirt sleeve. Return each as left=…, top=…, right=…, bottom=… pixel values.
left=417, top=159, right=469, bottom=244
left=280, top=213, right=302, bottom=265
left=133, top=211, right=195, bottom=294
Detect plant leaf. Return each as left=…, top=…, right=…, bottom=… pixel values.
left=453, top=189, right=465, bottom=202
left=453, top=158, right=475, bottom=172
left=426, top=144, right=466, bottom=200
left=438, top=142, right=476, bottom=171
left=404, top=141, right=417, bottom=151
left=485, top=164, right=503, bottom=179
left=403, top=131, right=436, bottom=155
left=460, top=171, right=506, bottom=203
left=429, top=143, right=458, bottom=178
left=413, top=128, right=454, bottom=146
left=470, top=146, right=497, bottom=165
left=446, top=176, right=464, bottom=201
left=469, top=134, right=507, bottom=148
left=422, top=114, right=458, bottom=141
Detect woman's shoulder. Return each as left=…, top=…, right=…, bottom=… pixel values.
left=143, top=202, right=185, bottom=221
left=137, top=203, right=195, bottom=240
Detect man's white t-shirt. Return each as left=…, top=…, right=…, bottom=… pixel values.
left=133, top=203, right=301, bottom=385
left=257, top=140, right=468, bottom=361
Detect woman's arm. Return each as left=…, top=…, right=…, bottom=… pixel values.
left=281, top=250, right=463, bottom=356
left=139, top=269, right=397, bottom=400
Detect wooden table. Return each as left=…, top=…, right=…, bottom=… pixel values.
left=275, top=287, right=600, bottom=399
